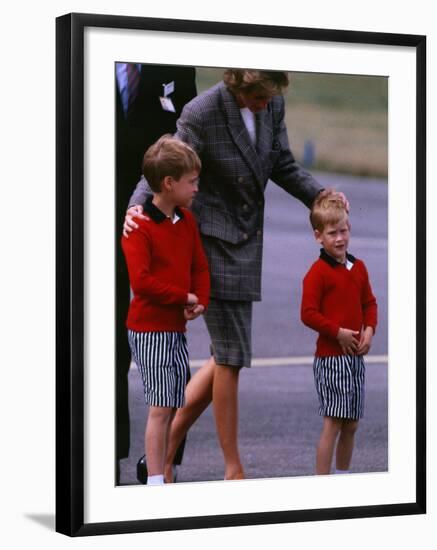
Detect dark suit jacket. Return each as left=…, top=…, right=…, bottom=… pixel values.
left=130, top=81, right=322, bottom=302
left=116, top=64, right=197, bottom=231
left=116, top=65, right=197, bottom=461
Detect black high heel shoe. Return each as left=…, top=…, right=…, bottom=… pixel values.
left=136, top=455, right=179, bottom=484
left=136, top=455, right=148, bottom=484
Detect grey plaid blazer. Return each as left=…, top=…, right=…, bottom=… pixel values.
left=129, top=81, right=322, bottom=301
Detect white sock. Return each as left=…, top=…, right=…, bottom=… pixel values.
left=334, top=468, right=350, bottom=474
left=147, top=474, right=164, bottom=486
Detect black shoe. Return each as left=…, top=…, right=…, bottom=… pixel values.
left=172, top=465, right=178, bottom=483
left=136, top=455, right=148, bottom=484
left=137, top=455, right=179, bottom=484
left=116, top=461, right=121, bottom=485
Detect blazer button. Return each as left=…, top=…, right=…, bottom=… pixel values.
left=257, top=230, right=262, bottom=237
left=237, top=176, right=244, bottom=183
left=242, top=233, right=249, bottom=240
left=242, top=204, right=249, bottom=211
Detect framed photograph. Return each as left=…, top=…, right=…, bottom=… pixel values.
left=56, top=13, right=426, bottom=536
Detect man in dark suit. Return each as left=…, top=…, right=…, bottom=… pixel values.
left=116, top=63, right=197, bottom=484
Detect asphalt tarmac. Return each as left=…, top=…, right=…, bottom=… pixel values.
left=120, top=361, right=388, bottom=484
left=120, top=173, right=388, bottom=485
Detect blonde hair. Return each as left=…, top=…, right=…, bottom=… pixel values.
left=223, top=69, right=289, bottom=96
left=310, top=189, right=348, bottom=231
left=142, top=135, right=201, bottom=192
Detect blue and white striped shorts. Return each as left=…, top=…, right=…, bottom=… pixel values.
left=127, top=330, right=189, bottom=408
left=313, top=355, right=365, bottom=420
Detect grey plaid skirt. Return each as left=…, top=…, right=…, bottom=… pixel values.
left=204, top=298, right=252, bottom=368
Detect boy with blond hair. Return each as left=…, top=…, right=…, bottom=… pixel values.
left=121, top=135, right=210, bottom=485
left=301, top=190, right=377, bottom=475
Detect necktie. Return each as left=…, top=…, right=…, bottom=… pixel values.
left=126, top=63, right=140, bottom=115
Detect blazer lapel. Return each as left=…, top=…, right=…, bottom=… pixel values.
left=219, top=84, right=264, bottom=189
left=256, top=108, right=273, bottom=164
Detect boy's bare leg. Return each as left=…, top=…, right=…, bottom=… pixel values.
left=335, top=419, right=359, bottom=471
left=164, top=357, right=215, bottom=482
left=213, top=364, right=245, bottom=480
left=163, top=409, right=177, bottom=480
left=146, top=406, right=175, bottom=477
left=316, top=416, right=343, bottom=474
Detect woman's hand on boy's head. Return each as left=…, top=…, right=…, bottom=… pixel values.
left=123, top=205, right=147, bottom=238
left=356, top=326, right=374, bottom=355
left=314, top=189, right=349, bottom=212
left=338, top=191, right=350, bottom=212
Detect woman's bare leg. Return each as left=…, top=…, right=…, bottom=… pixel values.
left=213, top=364, right=244, bottom=480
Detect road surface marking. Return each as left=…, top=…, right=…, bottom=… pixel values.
left=189, top=355, right=388, bottom=368
left=130, top=355, right=387, bottom=370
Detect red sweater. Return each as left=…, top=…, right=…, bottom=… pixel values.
left=301, top=250, right=377, bottom=356
left=121, top=201, right=210, bottom=332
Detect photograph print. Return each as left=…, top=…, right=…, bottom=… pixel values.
left=115, top=64, right=388, bottom=487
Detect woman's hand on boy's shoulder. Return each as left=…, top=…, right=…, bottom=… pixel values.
left=123, top=205, right=148, bottom=238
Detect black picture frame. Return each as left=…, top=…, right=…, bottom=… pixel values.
left=56, top=12, right=426, bottom=537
